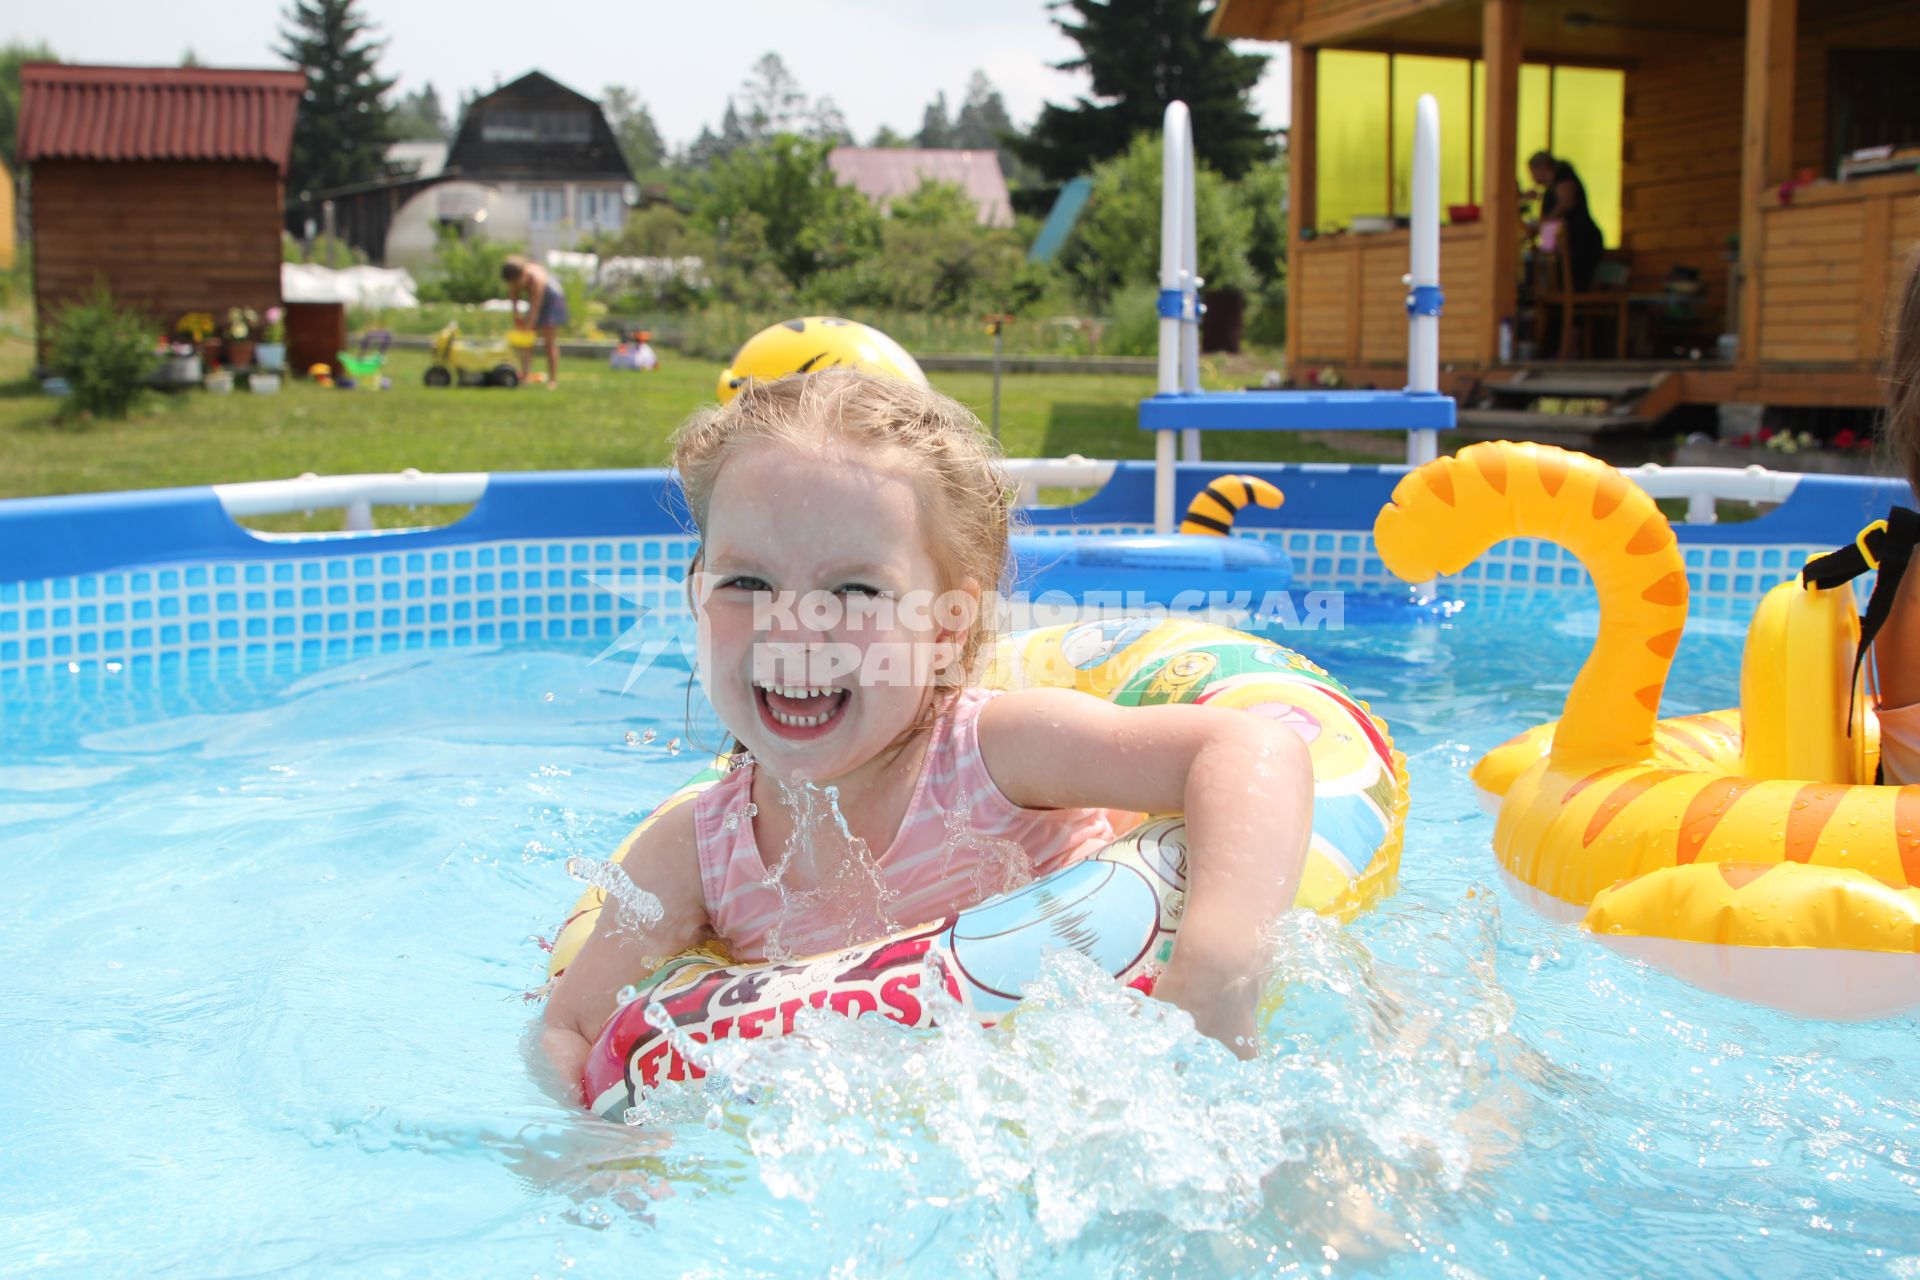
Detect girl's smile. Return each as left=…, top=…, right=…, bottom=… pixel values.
left=754, top=681, right=851, bottom=736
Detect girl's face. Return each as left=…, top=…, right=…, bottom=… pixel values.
left=693, top=438, right=970, bottom=786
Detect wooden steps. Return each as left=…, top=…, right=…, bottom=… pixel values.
left=1457, top=367, right=1684, bottom=458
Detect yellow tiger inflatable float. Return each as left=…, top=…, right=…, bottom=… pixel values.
left=1374, top=440, right=1920, bottom=1019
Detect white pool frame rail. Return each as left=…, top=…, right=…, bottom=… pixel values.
left=211, top=461, right=1805, bottom=532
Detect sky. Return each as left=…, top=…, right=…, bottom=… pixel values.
left=9, top=1, right=1291, bottom=148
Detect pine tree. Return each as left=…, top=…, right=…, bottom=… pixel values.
left=276, top=0, right=397, bottom=200
left=1013, top=0, right=1274, bottom=182
left=601, top=86, right=666, bottom=173
left=390, top=83, right=448, bottom=141
left=953, top=72, right=1014, bottom=151
left=735, top=53, right=808, bottom=141
left=917, top=92, right=952, bottom=149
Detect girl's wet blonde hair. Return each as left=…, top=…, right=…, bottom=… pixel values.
left=1889, top=249, right=1920, bottom=498
left=672, top=367, right=1014, bottom=684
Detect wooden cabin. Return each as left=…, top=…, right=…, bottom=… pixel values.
left=1212, top=0, right=1920, bottom=421
left=17, top=64, right=303, bottom=355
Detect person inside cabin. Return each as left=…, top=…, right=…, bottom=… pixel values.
left=1527, top=150, right=1605, bottom=292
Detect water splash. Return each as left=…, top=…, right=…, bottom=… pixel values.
left=937, top=790, right=1033, bottom=908
left=564, top=856, right=664, bottom=929
left=757, top=781, right=901, bottom=963
left=613, top=893, right=1550, bottom=1273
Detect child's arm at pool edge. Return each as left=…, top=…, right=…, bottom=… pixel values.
left=540, top=800, right=712, bottom=1103
left=977, top=689, right=1314, bottom=1056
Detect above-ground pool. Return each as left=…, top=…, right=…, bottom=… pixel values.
left=4, top=461, right=1916, bottom=1277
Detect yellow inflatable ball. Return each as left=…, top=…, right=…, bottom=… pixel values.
left=716, top=316, right=928, bottom=403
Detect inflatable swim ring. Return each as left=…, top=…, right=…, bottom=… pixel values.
left=1374, top=440, right=1920, bottom=1018
left=548, top=618, right=1409, bottom=1120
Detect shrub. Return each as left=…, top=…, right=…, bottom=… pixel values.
left=1061, top=132, right=1254, bottom=309
left=282, top=231, right=368, bottom=268
left=1244, top=279, right=1288, bottom=350
left=47, top=281, right=158, bottom=421
left=1096, top=284, right=1162, bottom=357
left=553, top=268, right=610, bottom=338
left=420, top=226, right=520, bottom=304
left=0, top=242, right=30, bottom=309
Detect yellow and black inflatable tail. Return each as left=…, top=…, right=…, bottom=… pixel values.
left=1179, top=475, right=1284, bottom=536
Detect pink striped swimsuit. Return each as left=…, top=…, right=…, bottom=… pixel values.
left=693, top=687, right=1122, bottom=962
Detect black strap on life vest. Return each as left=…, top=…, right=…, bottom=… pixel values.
left=1800, top=505, right=1920, bottom=737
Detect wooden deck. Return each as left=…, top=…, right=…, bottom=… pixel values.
left=1223, top=0, right=1920, bottom=415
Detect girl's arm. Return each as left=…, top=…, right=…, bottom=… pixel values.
left=977, top=688, right=1315, bottom=1055
left=540, top=800, right=712, bottom=1102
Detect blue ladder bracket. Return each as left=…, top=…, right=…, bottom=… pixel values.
left=1405, top=284, right=1445, bottom=317
left=1138, top=390, right=1457, bottom=433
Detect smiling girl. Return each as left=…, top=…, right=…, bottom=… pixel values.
left=540, top=369, right=1315, bottom=1100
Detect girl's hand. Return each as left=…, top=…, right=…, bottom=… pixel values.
left=979, top=689, right=1315, bottom=1058
left=540, top=800, right=711, bottom=1104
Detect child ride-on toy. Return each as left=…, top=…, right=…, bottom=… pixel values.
left=424, top=324, right=534, bottom=388
left=337, top=329, right=392, bottom=389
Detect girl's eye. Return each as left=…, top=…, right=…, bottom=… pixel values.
left=719, top=575, right=771, bottom=592
left=838, top=583, right=891, bottom=598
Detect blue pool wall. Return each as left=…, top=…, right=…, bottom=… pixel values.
left=0, top=462, right=1908, bottom=684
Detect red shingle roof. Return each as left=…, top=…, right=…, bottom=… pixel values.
left=18, top=64, right=304, bottom=172
left=828, top=149, right=1014, bottom=228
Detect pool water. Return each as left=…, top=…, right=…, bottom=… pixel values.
left=4, top=590, right=1919, bottom=1278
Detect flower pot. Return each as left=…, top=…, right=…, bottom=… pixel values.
left=226, top=338, right=256, bottom=369
left=205, top=371, right=234, bottom=394
left=255, top=342, right=286, bottom=371
left=160, top=353, right=202, bottom=386
left=250, top=372, right=282, bottom=395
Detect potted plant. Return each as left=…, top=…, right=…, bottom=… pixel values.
left=256, top=306, right=287, bottom=371
left=225, top=307, right=261, bottom=369
left=157, top=331, right=201, bottom=386
left=177, top=311, right=219, bottom=370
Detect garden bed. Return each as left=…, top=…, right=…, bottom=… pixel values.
left=1674, top=439, right=1900, bottom=477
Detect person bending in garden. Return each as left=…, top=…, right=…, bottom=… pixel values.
left=502, top=255, right=567, bottom=389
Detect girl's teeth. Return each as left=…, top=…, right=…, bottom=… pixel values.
left=760, top=684, right=846, bottom=728
left=763, top=684, right=837, bottom=699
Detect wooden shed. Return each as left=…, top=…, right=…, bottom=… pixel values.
left=1212, top=0, right=1920, bottom=427
left=17, top=64, right=303, bottom=356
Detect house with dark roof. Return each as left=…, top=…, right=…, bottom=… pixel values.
left=306, top=71, right=635, bottom=272
left=18, top=63, right=303, bottom=354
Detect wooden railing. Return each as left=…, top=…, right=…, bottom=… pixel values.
left=1752, top=172, right=1920, bottom=367
left=1292, top=224, right=1487, bottom=370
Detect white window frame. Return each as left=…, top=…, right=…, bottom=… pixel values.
left=579, top=188, right=626, bottom=230
left=527, top=187, right=567, bottom=229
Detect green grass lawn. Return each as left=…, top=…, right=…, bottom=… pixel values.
left=0, top=318, right=1402, bottom=529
